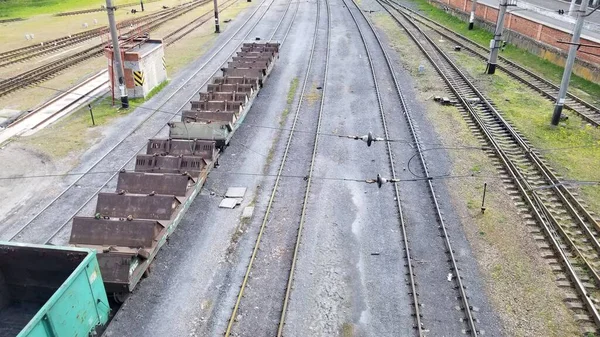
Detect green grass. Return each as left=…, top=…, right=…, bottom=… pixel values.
left=451, top=50, right=600, bottom=215
left=0, top=0, right=107, bottom=18
left=287, top=77, right=299, bottom=105
left=20, top=80, right=170, bottom=158
left=410, top=0, right=600, bottom=102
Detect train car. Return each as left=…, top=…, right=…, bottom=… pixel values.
left=69, top=42, right=280, bottom=298
left=0, top=242, right=109, bottom=337
left=170, top=42, right=280, bottom=148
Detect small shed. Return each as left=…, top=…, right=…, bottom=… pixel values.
left=104, top=38, right=167, bottom=99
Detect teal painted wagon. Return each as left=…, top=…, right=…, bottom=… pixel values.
left=0, top=242, right=110, bottom=337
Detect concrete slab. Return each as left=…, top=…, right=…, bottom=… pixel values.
left=225, top=187, right=247, bottom=198
left=242, top=206, right=254, bottom=218
left=219, top=198, right=238, bottom=209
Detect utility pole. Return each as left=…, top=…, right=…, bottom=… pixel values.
left=213, top=0, right=220, bottom=33
left=486, top=0, right=512, bottom=74
left=469, top=0, right=478, bottom=30
left=140, top=0, right=145, bottom=11
left=106, top=0, right=129, bottom=108
left=568, top=0, right=577, bottom=17
left=551, top=0, right=588, bottom=125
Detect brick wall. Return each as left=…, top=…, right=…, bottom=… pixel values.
left=429, top=0, right=600, bottom=82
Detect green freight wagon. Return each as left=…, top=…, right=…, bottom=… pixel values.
left=0, top=242, right=110, bottom=337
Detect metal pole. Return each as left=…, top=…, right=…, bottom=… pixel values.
left=106, top=0, right=129, bottom=108
left=469, top=0, right=478, bottom=30
left=551, top=0, right=587, bottom=125
left=568, top=0, right=578, bottom=17
left=213, top=0, right=220, bottom=33
left=140, top=0, right=145, bottom=11
left=486, top=0, right=508, bottom=74
left=88, top=104, right=96, bottom=126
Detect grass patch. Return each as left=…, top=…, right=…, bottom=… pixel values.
left=371, top=9, right=581, bottom=336
left=287, top=77, right=299, bottom=105
left=305, top=83, right=321, bottom=105
left=409, top=0, right=600, bottom=103
left=450, top=49, right=600, bottom=216
left=19, top=80, right=170, bottom=159
left=146, top=80, right=169, bottom=100
left=0, top=0, right=105, bottom=19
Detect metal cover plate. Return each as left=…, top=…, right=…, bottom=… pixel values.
left=219, top=198, right=237, bottom=209
left=117, top=172, right=189, bottom=196
left=96, top=193, right=179, bottom=220
left=70, top=217, right=162, bottom=248
left=225, top=187, right=246, bottom=198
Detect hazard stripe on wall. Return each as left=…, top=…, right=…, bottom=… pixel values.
left=134, top=71, right=144, bottom=86
left=162, top=57, right=166, bottom=70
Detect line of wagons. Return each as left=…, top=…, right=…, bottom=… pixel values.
left=0, top=41, right=280, bottom=337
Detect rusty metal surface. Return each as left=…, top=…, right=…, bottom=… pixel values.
left=70, top=217, right=163, bottom=248
left=199, top=91, right=248, bottom=102
left=228, top=60, right=269, bottom=69
left=190, top=100, right=244, bottom=112
left=116, top=171, right=190, bottom=196
left=146, top=139, right=216, bottom=159
left=221, top=68, right=265, bottom=80
left=212, top=76, right=259, bottom=86
left=182, top=111, right=237, bottom=123
left=95, top=254, right=132, bottom=291
left=95, top=193, right=180, bottom=220
left=242, top=42, right=280, bottom=50
left=207, top=82, right=256, bottom=93
left=240, top=46, right=279, bottom=53
left=135, top=154, right=206, bottom=175
left=232, top=56, right=272, bottom=63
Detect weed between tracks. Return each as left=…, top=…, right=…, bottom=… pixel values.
left=448, top=49, right=600, bottom=223
left=409, top=0, right=600, bottom=104
left=371, top=10, right=580, bottom=336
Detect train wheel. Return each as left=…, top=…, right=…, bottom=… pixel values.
left=113, top=292, right=129, bottom=304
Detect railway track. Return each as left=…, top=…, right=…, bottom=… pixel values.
left=224, top=0, right=328, bottom=335
left=4, top=0, right=284, bottom=245
left=0, top=0, right=238, bottom=135
left=0, top=0, right=213, bottom=97
left=0, top=2, right=194, bottom=68
left=391, top=1, right=600, bottom=126
left=380, top=0, right=600, bottom=333
left=164, top=0, right=239, bottom=45
left=345, top=0, right=481, bottom=335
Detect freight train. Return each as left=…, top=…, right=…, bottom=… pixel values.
left=1, top=41, right=279, bottom=337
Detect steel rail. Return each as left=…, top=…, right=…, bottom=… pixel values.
left=2, top=0, right=236, bottom=133
left=40, top=0, right=299, bottom=245
left=390, top=0, right=600, bottom=127
left=39, top=0, right=293, bottom=245
left=276, top=0, right=330, bottom=334
left=350, top=0, right=479, bottom=334
left=164, top=0, right=239, bottom=45
left=224, top=0, right=324, bottom=335
left=379, top=0, right=600, bottom=329
left=0, top=2, right=197, bottom=66
left=6, top=0, right=276, bottom=243
left=0, top=0, right=211, bottom=97
left=384, top=0, right=600, bottom=284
